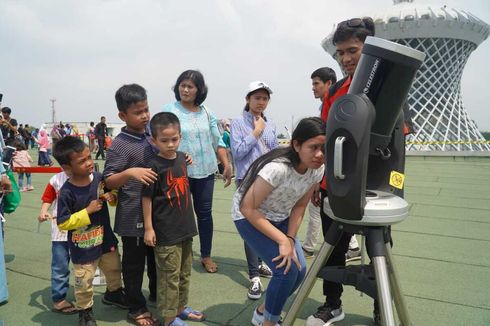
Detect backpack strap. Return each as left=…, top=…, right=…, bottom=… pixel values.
left=201, top=105, right=211, bottom=124
left=327, top=76, right=349, bottom=99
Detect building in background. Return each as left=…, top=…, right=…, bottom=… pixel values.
left=322, top=0, right=490, bottom=151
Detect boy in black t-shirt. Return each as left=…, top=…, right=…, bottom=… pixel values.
left=142, top=112, right=204, bottom=326
left=54, top=136, right=126, bottom=326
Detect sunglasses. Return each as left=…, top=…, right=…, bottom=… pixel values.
left=339, top=18, right=365, bottom=28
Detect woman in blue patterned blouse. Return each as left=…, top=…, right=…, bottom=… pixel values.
left=162, top=70, right=231, bottom=273
left=230, top=81, right=279, bottom=300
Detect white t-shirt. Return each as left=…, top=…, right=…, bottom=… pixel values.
left=49, top=172, right=69, bottom=241
left=231, top=160, right=324, bottom=222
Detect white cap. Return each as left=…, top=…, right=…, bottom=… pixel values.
left=247, top=81, right=273, bottom=95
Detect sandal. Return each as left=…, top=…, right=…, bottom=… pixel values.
left=128, top=311, right=160, bottom=326
left=178, top=306, right=206, bottom=322
left=201, top=257, right=218, bottom=273
left=168, top=317, right=188, bottom=326
left=51, top=300, right=77, bottom=315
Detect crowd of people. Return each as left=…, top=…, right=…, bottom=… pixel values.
left=0, top=16, right=407, bottom=326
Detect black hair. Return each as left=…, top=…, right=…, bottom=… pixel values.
left=173, top=70, right=208, bottom=106
left=1, top=107, right=11, bottom=114
left=53, top=136, right=88, bottom=166
left=239, top=117, right=325, bottom=204
left=150, top=112, right=181, bottom=136
left=115, top=84, right=147, bottom=113
left=244, top=88, right=271, bottom=112
left=12, top=139, right=26, bottom=151
left=311, top=67, right=337, bottom=84
left=332, top=17, right=375, bottom=45
left=90, top=121, right=94, bottom=126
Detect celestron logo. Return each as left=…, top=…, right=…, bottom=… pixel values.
left=363, top=58, right=380, bottom=94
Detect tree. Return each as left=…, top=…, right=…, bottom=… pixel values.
left=481, top=132, right=490, bottom=141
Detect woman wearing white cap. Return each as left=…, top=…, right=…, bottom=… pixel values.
left=230, top=81, right=278, bottom=300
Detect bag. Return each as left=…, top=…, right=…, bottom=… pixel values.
left=3, top=170, right=21, bottom=214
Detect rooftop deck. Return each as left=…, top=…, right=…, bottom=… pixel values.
left=1, top=153, right=489, bottom=325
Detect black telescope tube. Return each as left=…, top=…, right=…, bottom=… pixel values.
left=349, top=36, right=425, bottom=138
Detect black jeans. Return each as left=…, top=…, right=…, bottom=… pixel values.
left=244, top=242, right=263, bottom=278
left=319, top=189, right=393, bottom=310
left=121, top=236, right=156, bottom=314
left=319, top=189, right=352, bottom=308
left=95, top=138, right=105, bottom=159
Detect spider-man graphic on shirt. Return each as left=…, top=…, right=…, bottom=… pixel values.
left=165, top=165, right=189, bottom=210
left=141, top=152, right=197, bottom=246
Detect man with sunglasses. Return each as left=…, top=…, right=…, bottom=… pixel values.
left=306, top=17, right=379, bottom=326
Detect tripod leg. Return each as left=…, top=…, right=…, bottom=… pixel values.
left=282, top=241, right=335, bottom=326
left=283, top=220, right=345, bottom=325
left=372, top=256, right=396, bottom=326
left=385, top=243, right=412, bottom=326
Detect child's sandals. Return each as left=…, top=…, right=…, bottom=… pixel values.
left=128, top=311, right=159, bottom=326
left=177, top=306, right=205, bottom=322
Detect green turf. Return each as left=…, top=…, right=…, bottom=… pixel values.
left=1, top=151, right=489, bottom=325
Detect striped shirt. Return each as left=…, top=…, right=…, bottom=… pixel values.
left=230, top=110, right=278, bottom=182
left=103, top=127, right=158, bottom=237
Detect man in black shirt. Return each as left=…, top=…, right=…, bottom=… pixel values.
left=94, top=116, right=107, bottom=160
left=0, top=107, right=18, bottom=145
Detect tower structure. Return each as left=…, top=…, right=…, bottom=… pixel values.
left=50, top=98, right=56, bottom=124
left=322, top=0, right=490, bottom=151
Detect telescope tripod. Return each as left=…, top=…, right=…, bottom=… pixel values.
left=283, top=221, right=412, bottom=326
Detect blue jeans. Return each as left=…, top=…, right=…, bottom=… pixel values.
left=235, top=218, right=306, bottom=323
left=17, top=172, right=32, bottom=188
left=0, top=220, right=8, bottom=303
left=51, top=241, right=71, bottom=303
left=189, top=175, right=215, bottom=258
left=38, top=151, right=52, bottom=166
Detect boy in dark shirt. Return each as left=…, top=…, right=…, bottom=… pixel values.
left=103, top=84, right=159, bottom=326
left=54, top=136, right=126, bottom=326
left=142, top=112, right=204, bottom=326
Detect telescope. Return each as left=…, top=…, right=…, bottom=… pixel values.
left=283, top=36, right=425, bottom=326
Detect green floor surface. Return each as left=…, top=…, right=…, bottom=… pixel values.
left=1, top=152, right=489, bottom=325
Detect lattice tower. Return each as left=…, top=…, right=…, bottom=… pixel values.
left=322, top=0, right=490, bottom=151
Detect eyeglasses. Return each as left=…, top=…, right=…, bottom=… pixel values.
left=339, top=18, right=365, bottom=28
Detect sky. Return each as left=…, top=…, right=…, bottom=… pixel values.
left=1, top=0, right=489, bottom=133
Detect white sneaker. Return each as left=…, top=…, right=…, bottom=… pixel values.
left=251, top=307, right=281, bottom=326
left=251, top=308, right=264, bottom=326
left=346, top=247, right=361, bottom=262
left=247, top=277, right=263, bottom=300
left=258, top=263, right=272, bottom=278
left=306, top=305, right=345, bottom=326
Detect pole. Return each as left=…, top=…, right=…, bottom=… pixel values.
left=50, top=98, right=56, bottom=124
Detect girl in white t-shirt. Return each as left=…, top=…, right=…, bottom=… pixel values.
left=231, top=117, right=326, bottom=326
